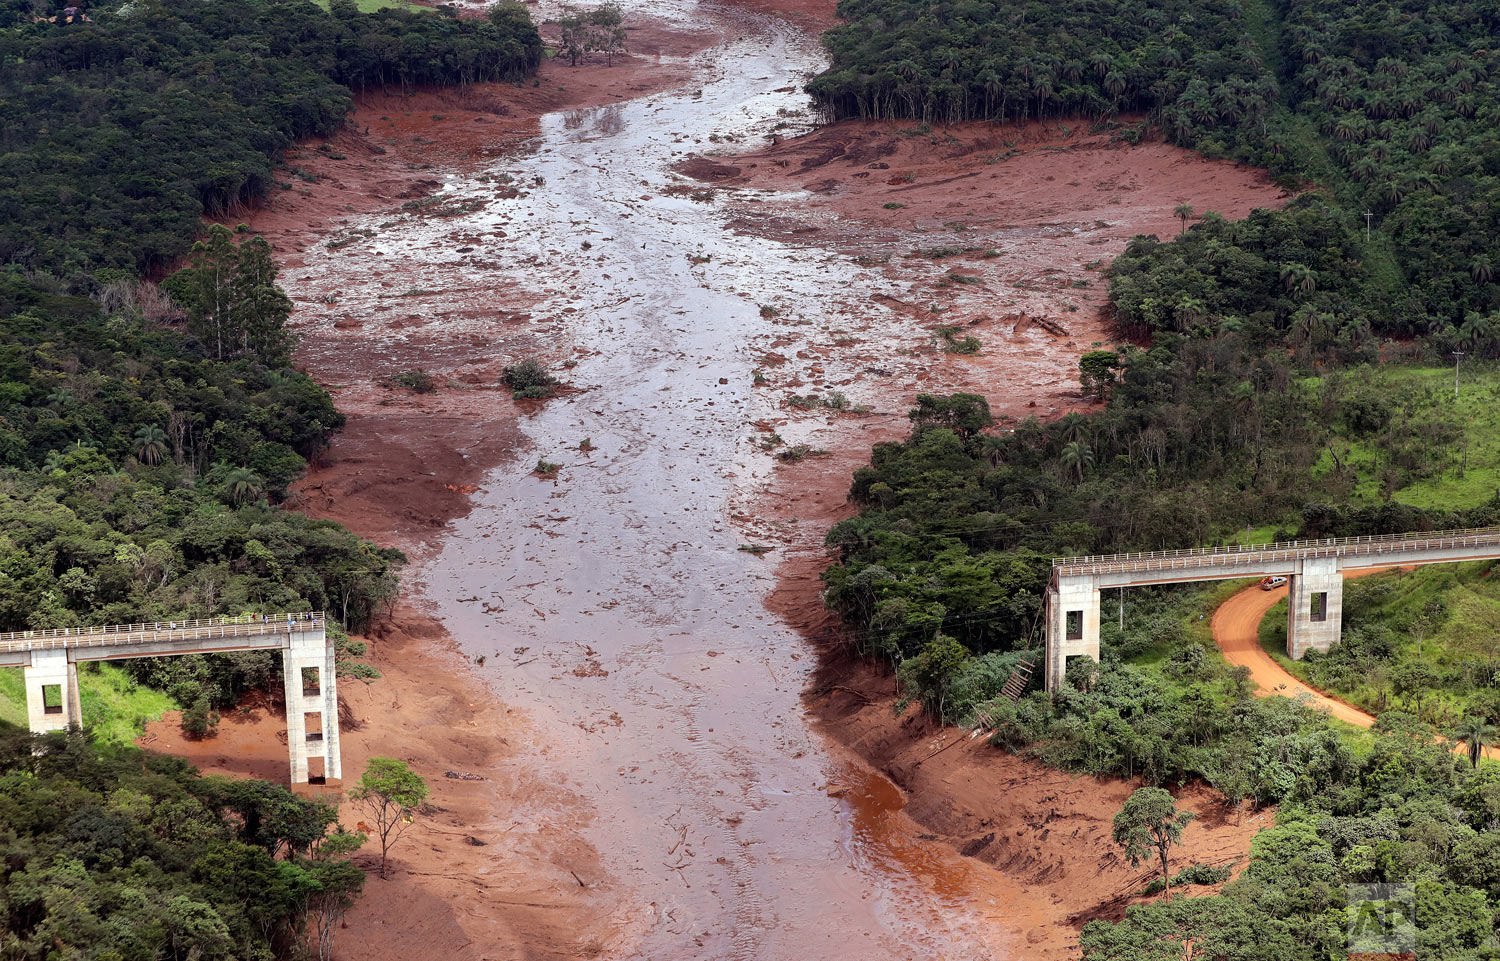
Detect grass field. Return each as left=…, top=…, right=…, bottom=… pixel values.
left=0, top=663, right=176, bottom=745
left=310, top=0, right=424, bottom=13
left=1257, top=562, right=1500, bottom=724
left=1313, top=364, right=1500, bottom=511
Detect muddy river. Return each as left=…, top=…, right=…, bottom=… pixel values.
left=378, top=3, right=1011, bottom=958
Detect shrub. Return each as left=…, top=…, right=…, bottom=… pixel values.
left=181, top=694, right=220, bottom=738
left=394, top=369, right=436, bottom=393
left=503, top=359, right=557, bottom=399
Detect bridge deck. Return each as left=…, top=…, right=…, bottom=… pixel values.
left=0, top=612, right=327, bottom=658
left=1054, top=528, right=1500, bottom=586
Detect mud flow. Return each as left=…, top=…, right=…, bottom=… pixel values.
left=394, top=9, right=1009, bottom=959
left=260, top=0, right=1287, bottom=956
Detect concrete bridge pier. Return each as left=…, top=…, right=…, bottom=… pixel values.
left=24, top=648, right=81, bottom=733
left=1287, top=556, right=1343, bottom=660
left=1045, top=574, right=1100, bottom=692
left=282, top=627, right=342, bottom=784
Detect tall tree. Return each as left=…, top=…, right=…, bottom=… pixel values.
left=230, top=236, right=296, bottom=364
left=1173, top=203, right=1195, bottom=235
left=350, top=757, right=429, bottom=879
left=1112, top=787, right=1196, bottom=897
left=1457, top=716, right=1496, bottom=768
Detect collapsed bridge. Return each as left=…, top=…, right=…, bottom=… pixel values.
left=1045, top=527, right=1500, bottom=693
left=1, top=612, right=340, bottom=784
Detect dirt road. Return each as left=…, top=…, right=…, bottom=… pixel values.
left=1210, top=573, right=1388, bottom=728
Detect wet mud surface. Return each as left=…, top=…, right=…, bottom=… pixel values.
left=168, top=1, right=1293, bottom=958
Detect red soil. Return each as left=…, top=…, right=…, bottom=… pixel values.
left=722, top=119, right=1291, bottom=954
left=144, top=13, right=1295, bottom=960
left=144, top=20, right=722, bottom=961
left=143, top=611, right=613, bottom=959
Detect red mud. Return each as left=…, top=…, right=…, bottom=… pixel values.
left=726, top=119, right=1290, bottom=955
left=698, top=118, right=1289, bottom=416
left=145, top=13, right=1296, bottom=961
left=143, top=612, right=613, bottom=959
left=145, top=20, right=721, bottom=961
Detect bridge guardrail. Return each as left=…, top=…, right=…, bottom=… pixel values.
left=0, top=612, right=326, bottom=655
left=1053, top=528, right=1500, bottom=577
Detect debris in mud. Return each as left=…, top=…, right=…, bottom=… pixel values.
left=445, top=770, right=488, bottom=781
left=1007, top=312, right=1069, bottom=337
left=466, top=835, right=488, bottom=846
left=571, top=659, right=609, bottom=678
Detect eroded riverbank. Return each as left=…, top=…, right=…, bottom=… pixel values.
left=163, top=1, right=1293, bottom=957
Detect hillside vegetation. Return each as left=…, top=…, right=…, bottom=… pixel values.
left=0, top=0, right=541, bottom=274
left=0, top=1, right=543, bottom=955
left=0, top=728, right=365, bottom=960
left=812, top=0, right=1500, bottom=337
left=818, top=0, right=1500, bottom=956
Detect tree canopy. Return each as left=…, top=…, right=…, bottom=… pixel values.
left=0, top=0, right=542, bottom=275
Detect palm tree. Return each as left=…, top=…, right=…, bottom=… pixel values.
left=1280, top=263, right=1317, bottom=296
left=1291, top=306, right=1332, bottom=347
left=1457, top=312, right=1496, bottom=354
left=1472, top=258, right=1495, bottom=285
left=133, top=425, right=169, bottom=466
left=1457, top=716, right=1496, bottom=768
left=1174, top=296, right=1209, bottom=330
left=1059, top=411, right=1089, bottom=445
left=1173, top=203, right=1195, bottom=235
left=979, top=434, right=1007, bottom=468
left=224, top=468, right=265, bottom=506
left=1059, top=441, right=1094, bottom=483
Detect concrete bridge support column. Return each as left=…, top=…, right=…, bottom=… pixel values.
left=1287, top=556, right=1343, bottom=659
left=25, top=649, right=80, bottom=734
left=1045, top=575, right=1101, bottom=692
left=282, top=626, right=341, bottom=784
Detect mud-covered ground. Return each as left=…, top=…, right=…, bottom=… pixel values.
left=145, top=1, right=1291, bottom=958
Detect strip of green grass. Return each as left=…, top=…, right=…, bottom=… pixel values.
left=310, top=0, right=425, bottom=12
left=0, top=664, right=176, bottom=745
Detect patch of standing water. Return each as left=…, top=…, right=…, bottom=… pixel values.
left=415, top=6, right=1013, bottom=959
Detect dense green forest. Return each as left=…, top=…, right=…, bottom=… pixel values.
left=0, top=0, right=542, bottom=696
left=0, top=728, right=365, bottom=960
left=0, top=0, right=541, bottom=274
left=816, top=0, right=1500, bottom=955
left=811, top=0, right=1500, bottom=336
left=0, top=0, right=543, bottom=951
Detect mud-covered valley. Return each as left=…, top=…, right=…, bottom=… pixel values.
left=143, top=1, right=1290, bottom=957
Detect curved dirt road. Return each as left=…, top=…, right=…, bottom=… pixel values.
left=1211, top=569, right=1401, bottom=728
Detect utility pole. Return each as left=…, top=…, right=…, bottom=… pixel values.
left=1119, top=586, right=1124, bottom=630
left=1453, top=350, right=1465, bottom=398
left=1364, top=211, right=1373, bottom=243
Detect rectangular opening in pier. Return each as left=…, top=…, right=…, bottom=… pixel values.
left=42, top=684, right=63, bottom=715
left=307, top=756, right=326, bottom=784
left=1065, top=610, right=1083, bottom=641
left=305, top=711, right=323, bottom=743
left=301, top=665, right=320, bottom=697
left=1311, top=591, right=1328, bottom=622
